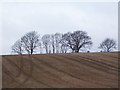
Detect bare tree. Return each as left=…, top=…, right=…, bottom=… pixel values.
left=54, top=33, right=62, bottom=53
left=59, top=34, right=69, bottom=53
left=38, top=41, right=42, bottom=54
left=99, top=38, right=116, bottom=52
left=42, top=34, right=51, bottom=54
left=48, top=42, right=51, bottom=54
left=21, top=31, right=40, bottom=55
left=62, top=32, right=74, bottom=52
left=11, top=39, right=23, bottom=54
left=12, top=30, right=93, bottom=54
left=51, top=34, right=55, bottom=53
left=63, top=31, right=92, bottom=53
left=60, top=44, right=69, bottom=53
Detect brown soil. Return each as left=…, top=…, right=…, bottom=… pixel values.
left=2, top=52, right=119, bottom=88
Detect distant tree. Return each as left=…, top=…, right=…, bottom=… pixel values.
left=48, top=42, right=51, bottom=54
left=38, top=41, right=42, bottom=54
left=60, top=44, right=69, bottom=53
left=11, top=39, right=23, bottom=54
left=21, top=31, right=40, bottom=55
left=63, top=31, right=92, bottom=53
left=59, top=34, right=69, bottom=53
left=62, top=32, right=74, bottom=52
left=54, top=33, right=62, bottom=53
left=51, top=34, right=55, bottom=53
left=42, top=34, right=51, bottom=54
left=99, top=38, right=117, bottom=52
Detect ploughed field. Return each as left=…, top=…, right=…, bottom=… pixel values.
left=2, top=52, right=119, bottom=88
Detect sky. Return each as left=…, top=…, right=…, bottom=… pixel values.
left=0, top=0, right=118, bottom=55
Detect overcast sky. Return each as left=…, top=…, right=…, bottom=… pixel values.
left=0, top=1, right=118, bottom=55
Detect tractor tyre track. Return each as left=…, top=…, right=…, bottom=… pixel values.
left=3, top=56, right=51, bottom=88
left=60, top=54, right=118, bottom=74
left=31, top=56, right=115, bottom=87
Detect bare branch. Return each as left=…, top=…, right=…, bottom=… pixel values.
left=99, top=38, right=116, bottom=52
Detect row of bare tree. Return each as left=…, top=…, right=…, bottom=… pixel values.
left=12, top=31, right=117, bottom=55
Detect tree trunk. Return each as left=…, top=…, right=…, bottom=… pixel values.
left=75, top=46, right=79, bottom=53
left=107, top=48, right=110, bottom=52
left=31, top=49, right=33, bottom=54
left=53, top=46, right=55, bottom=53
left=75, top=50, right=79, bottom=53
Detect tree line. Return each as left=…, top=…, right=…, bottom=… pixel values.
left=12, top=30, right=117, bottom=55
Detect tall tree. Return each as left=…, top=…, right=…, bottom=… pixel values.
left=59, top=34, right=69, bottom=53
left=62, top=32, right=74, bottom=52
left=54, top=33, right=62, bottom=53
left=63, top=31, right=92, bottom=53
left=42, top=34, right=51, bottom=54
left=51, top=34, right=55, bottom=53
left=11, top=39, right=23, bottom=54
left=21, top=31, right=40, bottom=55
left=99, top=38, right=116, bottom=52
left=38, top=41, right=42, bottom=54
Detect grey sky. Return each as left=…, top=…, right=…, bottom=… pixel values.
left=1, top=1, right=118, bottom=55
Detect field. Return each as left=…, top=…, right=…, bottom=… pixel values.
left=2, top=52, right=119, bottom=88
